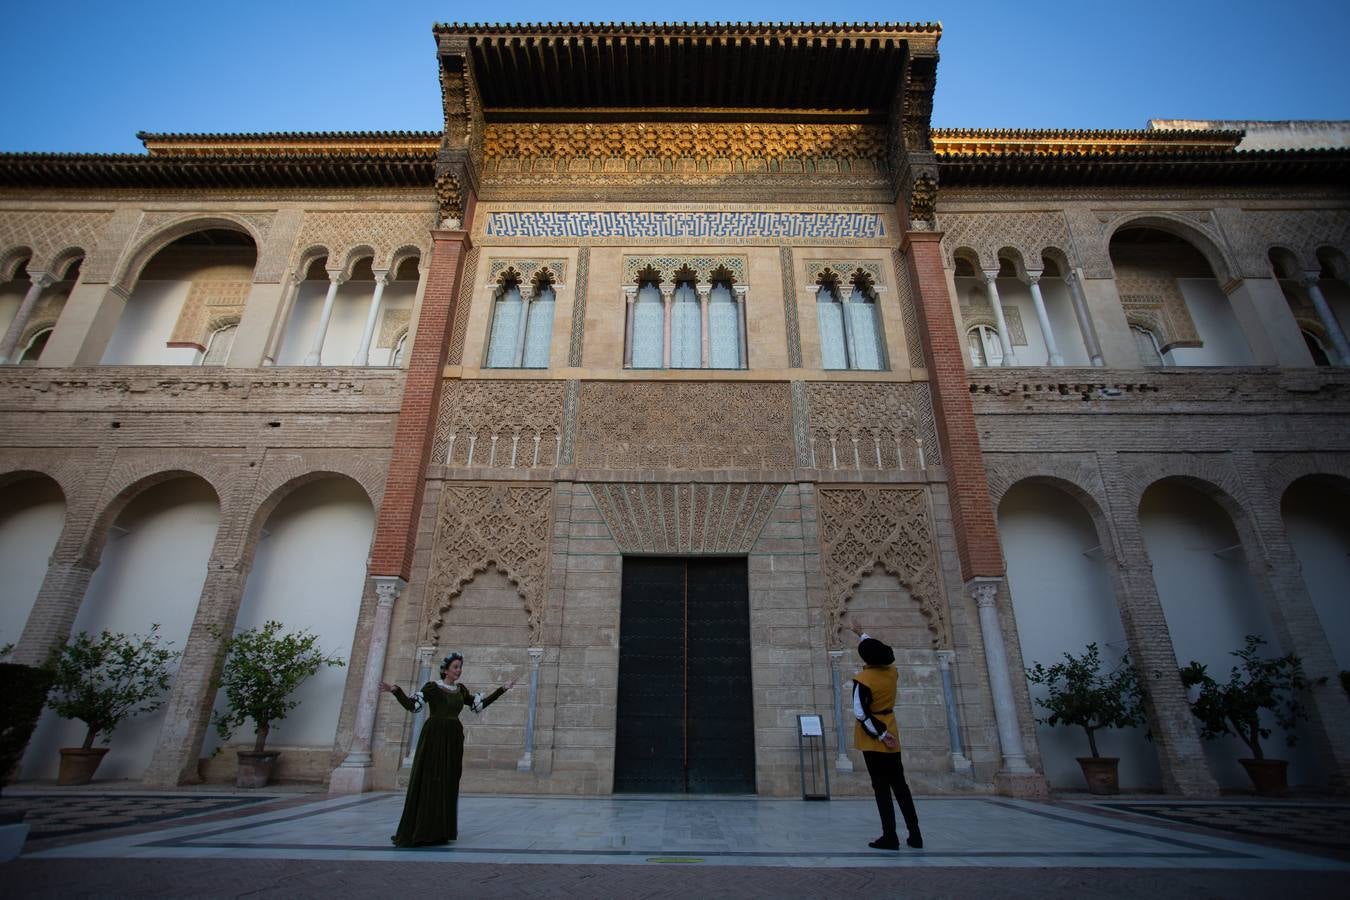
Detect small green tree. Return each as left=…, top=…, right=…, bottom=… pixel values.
left=44, top=626, right=180, bottom=749
left=1026, top=642, right=1147, bottom=758
left=1180, top=634, right=1306, bottom=760
left=213, top=621, right=344, bottom=754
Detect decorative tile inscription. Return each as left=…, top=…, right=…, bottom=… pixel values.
left=485, top=212, right=887, bottom=240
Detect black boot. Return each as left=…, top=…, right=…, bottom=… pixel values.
left=868, top=834, right=900, bottom=850
left=906, top=831, right=923, bottom=849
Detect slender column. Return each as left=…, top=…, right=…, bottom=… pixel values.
left=512, top=288, right=533, bottom=367
left=1064, top=271, right=1105, bottom=366
left=517, top=646, right=545, bottom=772
left=697, top=283, right=711, bottom=368
left=935, top=650, right=973, bottom=775
left=838, top=289, right=857, bottom=368
left=1024, top=271, right=1063, bottom=365
left=970, top=579, right=1033, bottom=774
left=622, top=286, right=636, bottom=367
left=828, top=649, right=854, bottom=772
left=330, top=576, right=404, bottom=793
left=734, top=285, right=749, bottom=368
left=403, top=645, right=435, bottom=767
left=303, top=271, right=345, bottom=366
left=1303, top=274, right=1350, bottom=364
left=981, top=270, right=1018, bottom=366
left=262, top=276, right=302, bottom=366
left=661, top=285, right=673, bottom=368
left=353, top=270, right=390, bottom=366
left=0, top=272, right=54, bottom=364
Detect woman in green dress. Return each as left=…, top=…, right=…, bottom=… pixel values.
left=380, top=652, right=516, bottom=847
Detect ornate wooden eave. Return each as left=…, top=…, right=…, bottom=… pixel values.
left=0, top=151, right=436, bottom=189
left=137, top=131, right=440, bottom=157
left=932, top=127, right=1245, bottom=157
left=937, top=147, right=1350, bottom=188
left=434, top=20, right=939, bottom=118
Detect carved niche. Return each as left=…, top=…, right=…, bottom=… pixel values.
left=817, top=486, right=948, bottom=649
left=588, top=483, right=784, bottom=554
left=169, top=277, right=252, bottom=349
left=574, top=382, right=795, bottom=470
left=425, top=483, right=553, bottom=645
left=1114, top=265, right=1202, bottom=351
left=434, top=379, right=566, bottom=469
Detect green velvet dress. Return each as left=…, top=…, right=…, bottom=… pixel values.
left=390, top=681, right=506, bottom=847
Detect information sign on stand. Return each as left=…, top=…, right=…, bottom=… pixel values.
left=797, top=713, right=830, bottom=800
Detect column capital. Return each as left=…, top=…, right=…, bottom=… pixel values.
left=527, top=646, right=544, bottom=663
left=1300, top=271, right=1324, bottom=288
left=1024, top=269, right=1043, bottom=286
left=935, top=649, right=955, bottom=669
left=695, top=282, right=711, bottom=298
left=981, top=269, right=1000, bottom=284
left=732, top=284, right=749, bottom=298
left=968, top=576, right=1001, bottom=609
left=416, top=644, right=437, bottom=664
left=372, top=575, right=406, bottom=608
left=828, top=648, right=848, bottom=666
left=622, top=285, right=638, bottom=300
left=659, top=285, right=674, bottom=301
left=326, top=269, right=347, bottom=286
left=372, top=269, right=390, bottom=285
left=28, top=271, right=55, bottom=290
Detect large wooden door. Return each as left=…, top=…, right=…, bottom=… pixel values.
left=613, top=556, right=755, bottom=794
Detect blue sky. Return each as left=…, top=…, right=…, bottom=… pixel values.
left=2, top=1, right=1347, bottom=153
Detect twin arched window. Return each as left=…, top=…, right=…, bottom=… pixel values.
left=486, top=275, right=556, bottom=369
left=816, top=278, right=885, bottom=371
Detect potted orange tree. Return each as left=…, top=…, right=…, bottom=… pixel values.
left=212, top=621, right=344, bottom=788
left=1026, top=642, right=1147, bottom=794
left=1180, top=635, right=1307, bottom=796
left=43, top=626, right=179, bottom=785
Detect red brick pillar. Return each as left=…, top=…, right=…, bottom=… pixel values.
left=370, top=228, right=471, bottom=580
left=901, top=230, right=1003, bottom=582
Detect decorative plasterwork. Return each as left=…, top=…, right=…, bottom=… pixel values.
left=574, top=382, right=795, bottom=470
left=290, top=211, right=433, bottom=272
left=434, top=379, right=566, bottom=468
left=960, top=291, right=1028, bottom=345
left=817, top=486, right=947, bottom=649
left=780, top=246, right=803, bottom=368
left=446, top=246, right=481, bottom=366
left=487, top=258, right=568, bottom=286
left=376, top=309, right=410, bottom=349
left=804, top=383, right=941, bottom=470
left=804, top=260, right=885, bottom=286
left=0, top=210, right=112, bottom=274
left=1114, top=266, right=1202, bottom=351
left=1220, top=208, right=1350, bottom=276
left=622, top=255, right=746, bottom=285
left=889, top=247, right=924, bottom=368
left=939, top=210, right=1074, bottom=270
left=567, top=247, right=590, bottom=367
left=425, top=483, right=553, bottom=645
left=483, top=211, right=887, bottom=242
left=483, top=123, right=885, bottom=175
left=169, top=278, right=251, bottom=349
left=588, top=482, right=784, bottom=554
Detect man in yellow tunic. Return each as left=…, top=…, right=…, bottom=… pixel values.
left=848, top=618, right=923, bottom=850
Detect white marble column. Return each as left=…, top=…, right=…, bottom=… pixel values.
left=661, top=285, right=673, bottom=368
left=517, top=646, right=545, bottom=772
left=697, top=283, right=711, bottom=368
left=403, top=645, right=435, bottom=767
left=622, top=286, right=637, bottom=367
left=303, top=270, right=345, bottom=366
left=734, top=285, right=749, bottom=368
left=352, top=270, right=390, bottom=366
left=936, top=650, right=974, bottom=775
left=982, top=270, right=1018, bottom=366
left=0, top=272, right=54, bottom=364
left=330, top=575, right=404, bottom=794
left=1303, top=274, right=1350, bottom=364
left=1024, top=271, right=1064, bottom=365
left=970, top=579, right=1033, bottom=774
left=1064, top=271, right=1105, bottom=366
left=511, top=288, right=533, bottom=367
left=828, top=649, right=854, bottom=772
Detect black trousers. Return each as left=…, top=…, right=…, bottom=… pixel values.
left=862, top=750, right=920, bottom=838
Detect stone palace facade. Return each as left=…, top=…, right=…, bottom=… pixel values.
left=2, top=22, right=1348, bottom=798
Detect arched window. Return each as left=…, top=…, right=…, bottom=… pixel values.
left=630, top=281, right=664, bottom=368
left=669, top=281, right=701, bottom=368
left=18, top=327, right=52, bottom=365
left=816, top=281, right=848, bottom=369
left=1131, top=324, right=1166, bottom=367
left=391, top=331, right=409, bottom=367
left=846, top=284, right=885, bottom=371
left=522, top=281, right=555, bottom=368
left=200, top=324, right=237, bottom=366
left=708, top=281, right=740, bottom=368
left=1302, top=330, right=1331, bottom=367
left=485, top=276, right=525, bottom=368
left=967, top=324, right=1003, bottom=367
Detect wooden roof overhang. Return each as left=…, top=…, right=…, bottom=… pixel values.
left=937, top=148, right=1350, bottom=188
left=0, top=150, right=436, bottom=190
left=434, top=21, right=941, bottom=124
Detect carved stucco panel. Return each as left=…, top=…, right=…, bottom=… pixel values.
left=588, top=482, right=784, bottom=554
left=1217, top=208, right=1350, bottom=276
left=291, top=211, right=434, bottom=272
left=425, top=483, right=553, bottom=644
left=939, top=210, right=1074, bottom=270
left=434, top=379, right=566, bottom=468
left=0, top=210, right=114, bottom=274
left=817, top=486, right=948, bottom=649
left=1115, top=266, right=1202, bottom=351
left=574, top=382, right=795, bottom=470
left=804, top=382, right=941, bottom=470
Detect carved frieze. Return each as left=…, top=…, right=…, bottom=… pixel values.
left=622, top=255, right=745, bottom=285
left=434, top=379, right=566, bottom=468
left=574, top=382, right=795, bottom=470
left=0, top=210, right=113, bottom=275
left=817, top=486, right=947, bottom=648
left=939, top=210, right=1074, bottom=270
left=482, top=211, right=888, bottom=242
left=291, top=211, right=434, bottom=272
left=588, top=482, right=784, bottom=554
left=425, top=483, right=552, bottom=644
left=567, top=247, right=590, bottom=367
left=446, top=246, right=481, bottom=366
left=804, top=382, right=941, bottom=470
left=487, top=258, right=568, bottom=286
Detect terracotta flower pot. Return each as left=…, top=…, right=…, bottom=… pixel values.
left=1239, top=758, right=1288, bottom=797
left=236, top=750, right=280, bottom=788
left=57, top=747, right=110, bottom=785
left=1076, top=756, right=1121, bottom=795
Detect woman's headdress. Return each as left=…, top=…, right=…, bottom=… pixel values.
left=440, top=651, right=464, bottom=674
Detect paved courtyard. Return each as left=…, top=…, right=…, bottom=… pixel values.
left=4, top=787, right=1348, bottom=897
